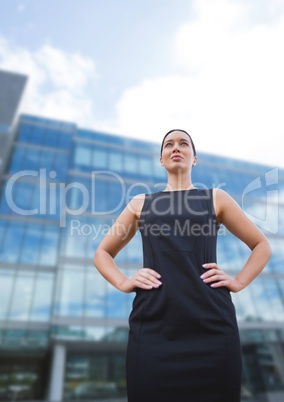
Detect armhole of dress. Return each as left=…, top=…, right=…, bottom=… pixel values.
left=210, top=188, right=221, bottom=231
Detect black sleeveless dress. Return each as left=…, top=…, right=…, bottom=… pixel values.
left=126, top=188, right=242, bottom=402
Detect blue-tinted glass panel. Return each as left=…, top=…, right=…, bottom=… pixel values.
left=109, top=150, right=123, bottom=172
left=9, top=180, right=36, bottom=216
left=30, top=273, right=53, bottom=322
left=53, top=152, right=69, bottom=180
left=249, top=277, right=275, bottom=321
left=265, top=238, right=283, bottom=273
left=39, top=150, right=55, bottom=171
left=92, top=179, right=107, bottom=213
left=8, top=146, right=26, bottom=174
left=231, top=287, right=258, bottom=322
left=126, top=232, right=142, bottom=264
left=153, top=157, right=165, bottom=178
left=124, top=154, right=138, bottom=173
left=92, top=147, right=108, bottom=169
left=58, top=132, right=72, bottom=150
left=20, top=223, right=43, bottom=265
left=18, top=124, right=31, bottom=143
left=0, top=269, right=15, bottom=319
left=8, top=271, right=35, bottom=321
left=106, top=181, right=125, bottom=214
left=29, top=126, right=45, bottom=145
left=106, top=281, right=128, bottom=318
left=43, top=128, right=58, bottom=148
left=21, top=148, right=40, bottom=170
left=38, top=226, right=59, bottom=266
left=138, top=156, right=153, bottom=176
left=57, top=269, right=84, bottom=317
left=0, top=221, right=25, bottom=263
left=85, top=269, right=107, bottom=318
left=64, top=217, right=89, bottom=258
left=74, top=146, right=92, bottom=168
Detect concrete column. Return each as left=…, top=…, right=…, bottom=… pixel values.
left=48, top=343, right=66, bottom=402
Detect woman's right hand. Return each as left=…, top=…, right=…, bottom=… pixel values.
left=119, top=268, right=162, bottom=293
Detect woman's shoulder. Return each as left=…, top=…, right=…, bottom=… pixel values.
left=129, top=193, right=146, bottom=220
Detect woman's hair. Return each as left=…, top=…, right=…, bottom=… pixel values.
left=160, top=129, right=196, bottom=157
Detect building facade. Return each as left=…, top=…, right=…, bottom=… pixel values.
left=0, top=72, right=284, bottom=402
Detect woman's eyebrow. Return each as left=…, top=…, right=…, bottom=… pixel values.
left=164, top=138, right=189, bottom=144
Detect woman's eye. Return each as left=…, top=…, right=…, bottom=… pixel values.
left=165, top=143, right=172, bottom=147
left=182, top=142, right=188, bottom=145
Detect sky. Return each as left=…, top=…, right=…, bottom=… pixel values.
left=0, top=0, right=283, bottom=168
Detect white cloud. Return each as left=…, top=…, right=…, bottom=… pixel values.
left=0, top=37, right=97, bottom=126
left=112, top=0, right=284, bottom=168
left=17, top=3, right=26, bottom=12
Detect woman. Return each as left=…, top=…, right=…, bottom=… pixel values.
left=93, top=129, right=272, bottom=402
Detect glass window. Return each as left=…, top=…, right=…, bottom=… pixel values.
left=18, top=124, right=31, bottom=143
left=43, top=128, right=58, bottom=148
left=231, top=286, right=258, bottom=322
left=8, top=146, right=26, bottom=174
left=249, top=277, right=275, bottom=321
left=38, top=149, right=55, bottom=171
left=268, top=238, right=284, bottom=273
left=64, top=353, right=127, bottom=400
left=0, top=269, right=15, bottom=319
left=124, top=154, right=138, bottom=173
left=106, top=181, right=125, bottom=214
left=21, top=148, right=40, bottom=170
left=91, top=179, right=107, bottom=213
left=0, top=221, right=25, bottom=263
left=125, top=232, right=142, bottom=264
left=58, top=132, right=72, bottom=150
left=53, top=152, right=69, bottom=180
left=57, top=269, right=84, bottom=317
left=138, top=156, right=153, bottom=176
left=262, top=278, right=284, bottom=322
left=29, top=126, right=45, bottom=145
left=10, top=180, right=36, bottom=216
left=92, top=147, right=108, bottom=169
left=74, top=146, right=92, bottom=167
left=108, top=150, right=123, bottom=172
left=30, top=273, right=53, bottom=322
left=20, top=223, right=43, bottom=265
left=85, top=269, right=107, bottom=318
left=38, top=226, right=59, bottom=266
left=153, top=157, right=165, bottom=178
left=64, top=217, right=88, bottom=258
left=8, top=271, right=35, bottom=321
left=106, top=281, right=128, bottom=318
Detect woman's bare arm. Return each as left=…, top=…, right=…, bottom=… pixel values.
left=93, top=194, right=162, bottom=293
left=201, top=188, right=272, bottom=292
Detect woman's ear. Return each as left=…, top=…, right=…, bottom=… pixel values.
left=160, top=157, right=164, bottom=167
left=192, top=156, right=198, bottom=167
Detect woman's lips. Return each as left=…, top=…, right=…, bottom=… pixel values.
left=171, top=155, right=182, bottom=160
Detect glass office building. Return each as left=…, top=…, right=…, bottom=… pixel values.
left=0, top=102, right=284, bottom=400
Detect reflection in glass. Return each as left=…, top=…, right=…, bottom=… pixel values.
left=64, top=353, right=127, bottom=400
left=85, top=269, right=107, bottom=318
left=30, top=273, right=53, bottom=322
left=0, top=221, right=25, bottom=263
left=38, top=226, right=59, bottom=266
left=8, top=271, right=35, bottom=321
left=92, top=147, right=108, bottom=169
left=20, top=223, right=42, bottom=265
left=0, top=269, right=15, bottom=320
left=57, top=269, right=84, bottom=317
left=109, top=150, right=123, bottom=172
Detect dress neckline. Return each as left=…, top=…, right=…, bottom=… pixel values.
left=159, top=187, right=199, bottom=193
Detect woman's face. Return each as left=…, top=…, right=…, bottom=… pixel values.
left=160, top=130, right=197, bottom=171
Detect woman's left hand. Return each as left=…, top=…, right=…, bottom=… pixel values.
left=200, top=263, right=244, bottom=293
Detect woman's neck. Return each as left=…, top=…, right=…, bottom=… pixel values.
left=164, top=175, right=194, bottom=191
